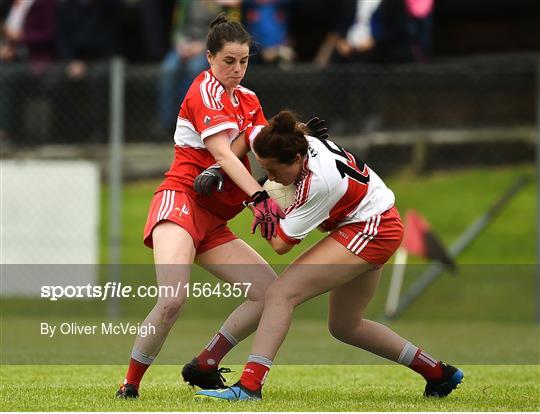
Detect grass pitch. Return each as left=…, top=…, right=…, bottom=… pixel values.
left=100, top=165, right=536, bottom=265
left=1, top=365, right=538, bottom=411
left=1, top=165, right=537, bottom=411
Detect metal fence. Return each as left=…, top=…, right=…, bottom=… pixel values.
left=1, top=54, right=538, bottom=264
left=1, top=53, right=536, bottom=180
left=1, top=53, right=537, bottom=147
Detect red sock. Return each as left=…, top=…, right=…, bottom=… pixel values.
left=410, top=349, right=443, bottom=381
left=124, top=358, right=150, bottom=389
left=196, top=331, right=236, bottom=371
left=240, top=362, right=270, bottom=392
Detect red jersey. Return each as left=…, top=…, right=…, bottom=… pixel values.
left=156, top=70, right=267, bottom=220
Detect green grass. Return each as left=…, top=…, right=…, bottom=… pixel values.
left=1, top=317, right=538, bottom=365
left=1, top=365, right=539, bottom=411
left=100, top=165, right=536, bottom=265
left=2, top=165, right=537, bottom=411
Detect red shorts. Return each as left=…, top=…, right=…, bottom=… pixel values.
left=330, top=206, right=404, bottom=266
left=143, top=190, right=237, bottom=254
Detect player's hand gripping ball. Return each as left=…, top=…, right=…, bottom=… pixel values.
left=245, top=190, right=286, bottom=240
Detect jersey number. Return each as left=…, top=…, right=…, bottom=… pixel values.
left=317, top=138, right=370, bottom=185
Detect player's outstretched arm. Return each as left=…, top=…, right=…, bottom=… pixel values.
left=230, top=131, right=250, bottom=157
left=205, top=131, right=261, bottom=196
left=193, top=132, right=251, bottom=196
left=205, top=131, right=285, bottom=240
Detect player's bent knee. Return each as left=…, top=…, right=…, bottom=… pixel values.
left=264, top=280, right=285, bottom=300
left=245, top=270, right=277, bottom=301
left=328, top=324, right=350, bottom=342
left=328, top=318, right=363, bottom=343
left=156, top=297, right=185, bottom=324
left=264, top=280, right=303, bottom=307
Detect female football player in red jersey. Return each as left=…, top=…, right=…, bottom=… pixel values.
left=195, top=111, right=464, bottom=401
left=116, top=15, right=302, bottom=398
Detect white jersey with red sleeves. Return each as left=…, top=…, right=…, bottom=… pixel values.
left=278, top=136, right=395, bottom=244
left=157, top=69, right=267, bottom=221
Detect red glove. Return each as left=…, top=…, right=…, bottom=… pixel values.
left=245, top=190, right=285, bottom=240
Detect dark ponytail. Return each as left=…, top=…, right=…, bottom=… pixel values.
left=254, top=111, right=309, bottom=164
left=207, top=13, right=251, bottom=55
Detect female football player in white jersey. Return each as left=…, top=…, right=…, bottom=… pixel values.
left=195, top=110, right=464, bottom=401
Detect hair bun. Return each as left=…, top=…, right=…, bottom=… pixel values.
left=273, top=111, right=296, bottom=134
left=210, top=13, right=230, bottom=29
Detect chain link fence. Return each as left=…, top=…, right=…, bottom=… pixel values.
left=1, top=54, right=537, bottom=146
left=0, top=62, right=110, bottom=146
left=0, top=53, right=537, bottom=267
left=2, top=54, right=536, bottom=175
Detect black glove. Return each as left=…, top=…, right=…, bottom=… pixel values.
left=194, top=165, right=224, bottom=196
left=305, top=117, right=329, bottom=140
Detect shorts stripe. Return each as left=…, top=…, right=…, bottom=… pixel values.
left=350, top=216, right=375, bottom=252
left=330, top=206, right=403, bottom=265
left=347, top=217, right=371, bottom=250
left=144, top=190, right=238, bottom=252
left=355, top=214, right=381, bottom=254
left=351, top=229, right=369, bottom=253
left=156, top=190, right=168, bottom=221
left=346, top=214, right=382, bottom=255
left=163, top=191, right=175, bottom=220
left=157, top=190, right=170, bottom=221
left=158, top=190, right=175, bottom=221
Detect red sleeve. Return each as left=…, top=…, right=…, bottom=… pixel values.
left=180, top=72, right=239, bottom=140
left=277, top=224, right=301, bottom=245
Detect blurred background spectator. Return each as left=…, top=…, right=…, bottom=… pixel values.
left=0, top=0, right=538, bottom=148
left=54, top=0, right=122, bottom=142
left=0, top=0, right=10, bottom=19
left=405, top=0, right=434, bottom=61
left=308, top=0, right=434, bottom=133
left=56, top=0, right=121, bottom=79
left=156, top=0, right=241, bottom=133
left=1, top=0, right=56, bottom=65
left=311, top=0, right=354, bottom=67
left=288, top=0, right=343, bottom=63
left=137, top=0, right=175, bottom=63
left=330, top=0, right=431, bottom=64
left=0, top=0, right=57, bottom=148
left=242, top=0, right=294, bottom=65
